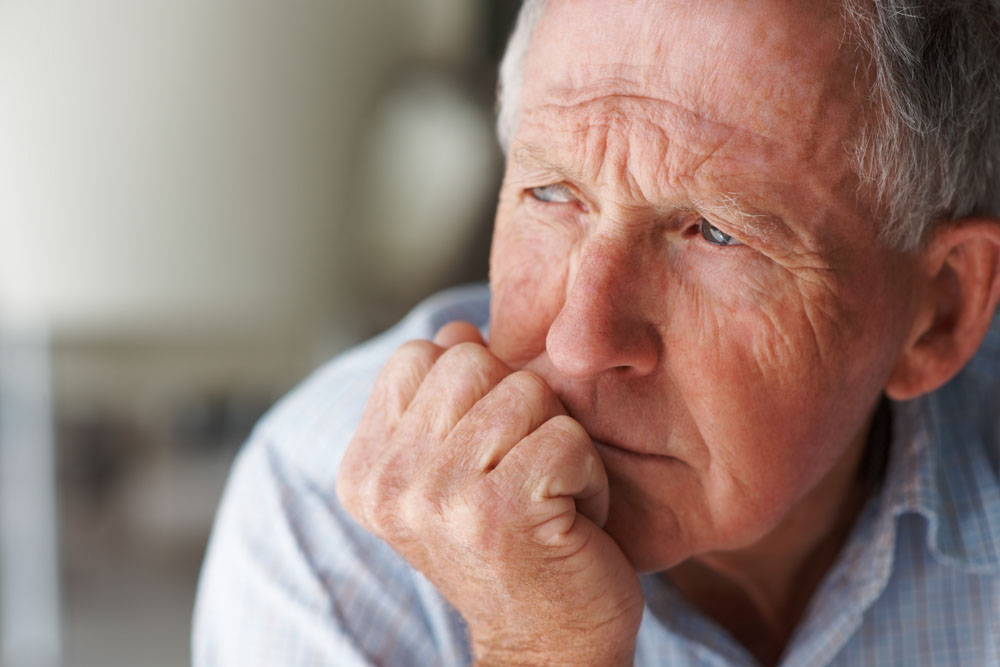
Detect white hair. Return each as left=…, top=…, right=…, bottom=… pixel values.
left=495, top=0, right=1000, bottom=250
left=496, top=0, right=549, bottom=153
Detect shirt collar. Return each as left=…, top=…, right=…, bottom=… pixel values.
left=883, top=330, right=1000, bottom=574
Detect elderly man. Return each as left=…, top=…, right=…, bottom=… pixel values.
left=194, top=1, right=1000, bottom=664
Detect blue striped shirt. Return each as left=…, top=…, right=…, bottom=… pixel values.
left=193, top=284, right=1000, bottom=666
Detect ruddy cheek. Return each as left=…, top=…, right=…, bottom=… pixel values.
left=489, top=238, right=568, bottom=367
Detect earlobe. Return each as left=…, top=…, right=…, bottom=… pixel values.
left=885, top=219, right=1000, bottom=401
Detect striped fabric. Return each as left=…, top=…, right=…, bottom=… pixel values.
left=193, top=284, right=1000, bottom=666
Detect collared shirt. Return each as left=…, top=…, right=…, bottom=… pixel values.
left=192, top=284, right=1000, bottom=666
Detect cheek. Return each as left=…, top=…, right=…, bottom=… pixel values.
left=667, top=276, right=875, bottom=539
left=488, top=218, right=571, bottom=366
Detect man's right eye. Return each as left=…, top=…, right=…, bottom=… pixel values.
left=529, top=184, right=576, bottom=204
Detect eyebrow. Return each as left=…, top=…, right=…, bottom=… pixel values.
left=512, top=142, right=590, bottom=184
left=514, top=141, right=784, bottom=243
left=691, top=194, right=784, bottom=243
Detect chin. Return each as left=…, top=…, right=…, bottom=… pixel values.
left=603, top=497, right=689, bottom=573
left=613, top=530, right=689, bottom=574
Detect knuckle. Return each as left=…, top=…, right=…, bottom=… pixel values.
left=448, top=479, right=509, bottom=548
left=433, top=342, right=508, bottom=399
left=351, top=462, right=444, bottom=540
left=503, top=370, right=551, bottom=407
left=335, top=466, right=358, bottom=507
left=388, top=339, right=442, bottom=372
left=335, top=448, right=365, bottom=513
left=361, top=473, right=399, bottom=535
left=440, top=341, right=493, bottom=369
left=398, top=478, right=439, bottom=519
left=544, top=414, right=589, bottom=444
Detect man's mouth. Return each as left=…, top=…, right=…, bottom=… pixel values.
left=591, top=437, right=679, bottom=463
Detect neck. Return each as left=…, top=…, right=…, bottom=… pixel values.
left=666, top=401, right=888, bottom=666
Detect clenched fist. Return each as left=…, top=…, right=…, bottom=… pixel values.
left=337, top=321, right=643, bottom=665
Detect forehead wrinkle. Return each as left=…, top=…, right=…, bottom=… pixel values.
left=517, top=95, right=775, bottom=203
left=541, top=93, right=777, bottom=171
left=543, top=88, right=774, bottom=147
left=515, top=95, right=792, bottom=218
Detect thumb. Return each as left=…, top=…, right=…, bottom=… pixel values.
left=433, top=320, right=485, bottom=348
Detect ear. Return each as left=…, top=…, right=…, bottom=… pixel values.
left=885, top=219, right=1000, bottom=401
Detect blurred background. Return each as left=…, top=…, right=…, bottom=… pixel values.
left=0, top=1, right=519, bottom=665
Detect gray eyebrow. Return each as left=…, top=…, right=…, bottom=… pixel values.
left=512, top=141, right=590, bottom=184
left=691, top=194, right=783, bottom=243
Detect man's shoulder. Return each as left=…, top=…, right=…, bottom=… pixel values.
left=250, top=283, right=492, bottom=483
left=194, top=285, right=489, bottom=666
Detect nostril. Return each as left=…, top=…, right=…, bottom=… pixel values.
left=545, top=244, right=661, bottom=378
left=546, top=303, right=660, bottom=380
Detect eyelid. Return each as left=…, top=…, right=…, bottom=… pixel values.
left=698, top=217, right=744, bottom=247
left=531, top=183, right=572, bottom=200
left=527, top=183, right=588, bottom=210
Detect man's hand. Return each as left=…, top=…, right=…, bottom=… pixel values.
left=337, top=321, right=643, bottom=665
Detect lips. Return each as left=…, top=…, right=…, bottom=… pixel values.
left=591, top=437, right=678, bottom=462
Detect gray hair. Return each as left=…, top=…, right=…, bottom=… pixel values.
left=496, top=0, right=549, bottom=153
left=845, top=2, right=1000, bottom=248
left=496, top=0, right=1000, bottom=250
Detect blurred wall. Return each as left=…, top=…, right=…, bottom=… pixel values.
left=0, top=1, right=509, bottom=665
left=0, top=0, right=495, bottom=341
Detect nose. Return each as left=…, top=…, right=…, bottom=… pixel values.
left=545, top=238, right=660, bottom=379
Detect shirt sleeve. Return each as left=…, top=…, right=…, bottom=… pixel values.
left=192, top=431, right=470, bottom=666
left=192, top=285, right=489, bottom=666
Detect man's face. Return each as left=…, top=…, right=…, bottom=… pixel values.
left=487, top=0, right=922, bottom=571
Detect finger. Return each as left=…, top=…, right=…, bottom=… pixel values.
left=363, top=339, right=445, bottom=426
left=445, top=370, right=566, bottom=473
left=490, top=415, right=610, bottom=545
left=339, top=339, right=446, bottom=501
left=434, top=320, right=485, bottom=348
left=399, top=342, right=511, bottom=440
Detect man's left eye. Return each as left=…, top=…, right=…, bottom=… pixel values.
left=529, top=184, right=577, bottom=204
left=699, top=219, right=743, bottom=247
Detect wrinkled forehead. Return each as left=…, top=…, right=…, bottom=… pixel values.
left=521, top=0, right=861, bottom=145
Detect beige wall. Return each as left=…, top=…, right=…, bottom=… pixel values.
left=0, top=0, right=494, bottom=340
left=0, top=2, right=503, bottom=665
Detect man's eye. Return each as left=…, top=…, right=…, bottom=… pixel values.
left=529, top=184, right=576, bottom=204
left=699, top=219, right=743, bottom=247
